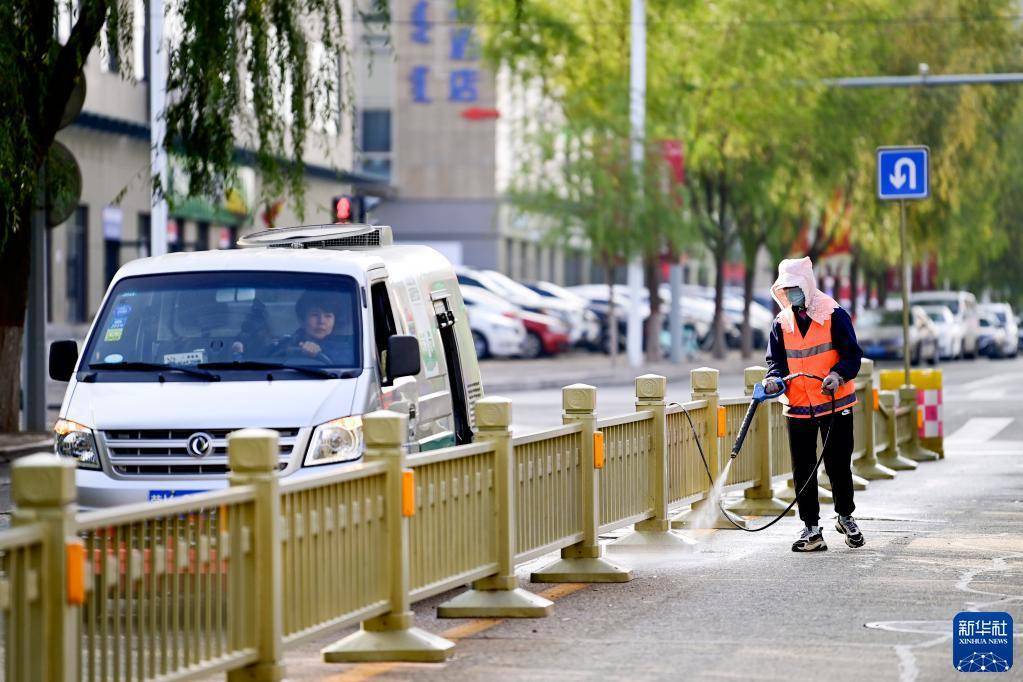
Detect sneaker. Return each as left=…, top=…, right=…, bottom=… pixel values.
left=835, top=515, right=865, bottom=548
left=792, top=526, right=827, bottom=552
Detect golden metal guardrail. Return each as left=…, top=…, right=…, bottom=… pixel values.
left=0, top=364, right=937, bottom=680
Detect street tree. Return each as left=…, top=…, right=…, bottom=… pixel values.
left=0, top=0, right=369, bottom=430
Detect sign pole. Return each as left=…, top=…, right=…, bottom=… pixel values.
left=899, top=199, right=911, bottom=385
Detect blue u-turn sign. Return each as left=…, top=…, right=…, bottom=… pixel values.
left=877, top=146, right=929, bottom=200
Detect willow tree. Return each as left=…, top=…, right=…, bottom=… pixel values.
left=0, top=0, right=369, bottom=430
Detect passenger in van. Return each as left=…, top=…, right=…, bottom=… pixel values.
left=231, top=291, right=354, bottom=365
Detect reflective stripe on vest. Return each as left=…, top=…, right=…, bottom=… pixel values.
left=781, top=313, right=857, bottom=419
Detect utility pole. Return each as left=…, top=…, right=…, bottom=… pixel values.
left=626, top=0, right=645, bottom=368
left=899, top=200, right=911, bottom=385
left=149, top=0, right=168, bottom=257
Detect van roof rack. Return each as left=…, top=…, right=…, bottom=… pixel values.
left=237, top=224, right=393, bottom=250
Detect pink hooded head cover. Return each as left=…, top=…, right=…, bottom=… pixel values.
left=770, top=256, right=840, bottom=334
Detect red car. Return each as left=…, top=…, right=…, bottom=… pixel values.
left=511, top=310, right=570, bottom=358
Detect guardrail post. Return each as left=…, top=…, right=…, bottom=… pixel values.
left=227, top=429, right=285, bottom=682
left=323, top=411, right=454, bottom=662
left=532, top=384, right=632, bottom=582
left=899, top=385, right=940, bottom=462
left=613, top=374, right=695, bottom=548
left=674, top=367, right=747, bottom=529
left=851, top=359, right=896, bottom=481
left=11, top=454, right=79, bottom=682
left=438, top=397, right=553, bottom=617
left=875, top=391, right=918, bottom=471
left=727, top=367, right=793, bottom=517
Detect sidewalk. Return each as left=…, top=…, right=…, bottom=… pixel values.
left=0, top=432, right=51, bottom=462
left=481, top=350, right=756, bottom=392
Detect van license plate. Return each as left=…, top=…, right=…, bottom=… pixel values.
left=148, top=490, right=208, bottom=502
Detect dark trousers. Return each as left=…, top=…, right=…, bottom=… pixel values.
left=787, top=410, right=855, bottom=526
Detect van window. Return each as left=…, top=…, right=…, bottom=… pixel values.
left=370, top=281, right=398, bottom=384
left=81, top=271, right=361, bottom=381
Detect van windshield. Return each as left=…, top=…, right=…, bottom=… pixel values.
left=82, top=271, right=361, bottom=380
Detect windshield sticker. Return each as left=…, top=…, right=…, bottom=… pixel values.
left=114, top=304, right=132, bottom=316
left=104, top=328, right=123, bottom=342
left=109, top=317, right=126, bottom=330
left=163, top=350, right=206, bottom=366
left=103, top=353, right=124, bottom=363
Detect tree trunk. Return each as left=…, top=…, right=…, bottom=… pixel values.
left=0, top=202, right=34, bottom=431
left=741, top=261, right=755, bottom=359
left=711, top=241, right=727, bottom=360
left=643, top=255, right=662, bottom=362
left=605, top=257, right=618, bottom=367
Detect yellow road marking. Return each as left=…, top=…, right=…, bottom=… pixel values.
left=324, top=583, right=589, bottom=681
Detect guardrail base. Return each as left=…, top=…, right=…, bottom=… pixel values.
left=876, top=451, right=918, bottom=470
left=322, top=614, right=454, bottom=663
left=775, top=482, right=833, bottom=504
left=725, top=496, right=795, bottom=517
left=902, top=443, right=940, bottom=462
left=226, top=662, right=286, bottom=682
left=852, top=460, right=897, bottom=480
left=819, top=469, right=869, bottom=492
left=531, top=556, right=632, bottom=583
left=608, top=528, right=699, bottom=551
left=437, top=587, right=553, bottom=618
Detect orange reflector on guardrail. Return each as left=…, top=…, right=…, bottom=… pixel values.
left=593, top=431, right=605, bottom=469
left=717, top=406, right=726, bottom=438
left=917, top=407, right=924, bottom=429
left=401, top=470, right=415, bottom=517
left=66, top=541, right=85, bottom=605
left=872, top=388, right=879, bottom=411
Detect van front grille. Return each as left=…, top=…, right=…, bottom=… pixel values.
left=101, top=427, right=300, bottom=477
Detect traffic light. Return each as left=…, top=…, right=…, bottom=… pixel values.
left=331, top=195, right=365, bottom=224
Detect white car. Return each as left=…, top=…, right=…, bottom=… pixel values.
left=460, top=286, right=527, bottom=358
left=910, top=290, right=980, bottom=358
left=979, top=303, right=1019, bottom=358
left=920, top=305, right=965, bottom=360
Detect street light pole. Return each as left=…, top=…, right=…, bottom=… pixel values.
left=626, top=0, right=645, bottom=368
left=149, top=0, right=168, bottom=257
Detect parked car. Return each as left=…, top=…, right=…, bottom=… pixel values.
left=919, top=305, right=965, bottom=360
left=456, top=268, right=587, bottom=346
left=977, top=312, right=1016, bottom=358
left=458, top=284, right=569, bottom=359
left=979, top=303, right=1019, bottom=358
left=910, top=290, right=980, bottom=358
left=459, top=285, right=526, bottom=359
left=526, top=281, right=602, bottom=349
left=857, top=307, right=939, bottom=365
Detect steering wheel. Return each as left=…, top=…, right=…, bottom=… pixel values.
left=314, top=351, right=334, bottom=365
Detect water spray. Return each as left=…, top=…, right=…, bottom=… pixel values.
left=675, top=373, right=837, bottom=533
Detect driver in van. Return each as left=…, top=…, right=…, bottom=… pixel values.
left=232, top=291, right=352, bottom=364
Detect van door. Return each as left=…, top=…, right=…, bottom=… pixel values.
left=368, top=280, right=418, bottom=441
left=432, top=293, right=474, bottom=445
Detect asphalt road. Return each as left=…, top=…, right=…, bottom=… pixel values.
left=275, top=355, right=1023, bottom=681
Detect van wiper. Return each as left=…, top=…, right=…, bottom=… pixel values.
left=89, top=361, right=220, bottom=381
left=197, top=360, right=338, bottom=379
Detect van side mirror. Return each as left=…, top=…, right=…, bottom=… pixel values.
left=386, top=335, right=421, bottom=379
left=49, top=340, right=79, bottom=381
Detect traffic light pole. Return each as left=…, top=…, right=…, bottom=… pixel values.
left=899, top=199, right=911, bottom=385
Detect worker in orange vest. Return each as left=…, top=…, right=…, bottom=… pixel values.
left=763, top=257, right=865, bottom=552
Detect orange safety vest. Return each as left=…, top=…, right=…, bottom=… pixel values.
left=781, top=314, right=857, bottom=418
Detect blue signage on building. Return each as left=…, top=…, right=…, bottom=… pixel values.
left=953, top=611, right=1013, bottom=673
left=877, top=146, right=929, bottom=200
left=408, top=1, right=480, bottom=105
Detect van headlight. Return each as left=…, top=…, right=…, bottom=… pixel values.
left=304, top=416, right=363, bottom=466
left=54, top=419, right=100, bottom=469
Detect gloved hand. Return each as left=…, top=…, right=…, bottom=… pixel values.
left=763, top=377, right=785, bottom=394
left=821, top=371, right=843, bottom=395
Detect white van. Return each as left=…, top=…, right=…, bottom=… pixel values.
left=910, top=290, right=980, bottom=359
left=49, top=225, right=484, bottom=508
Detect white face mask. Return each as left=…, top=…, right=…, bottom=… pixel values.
left=786, top=287, right=806, bottom=308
